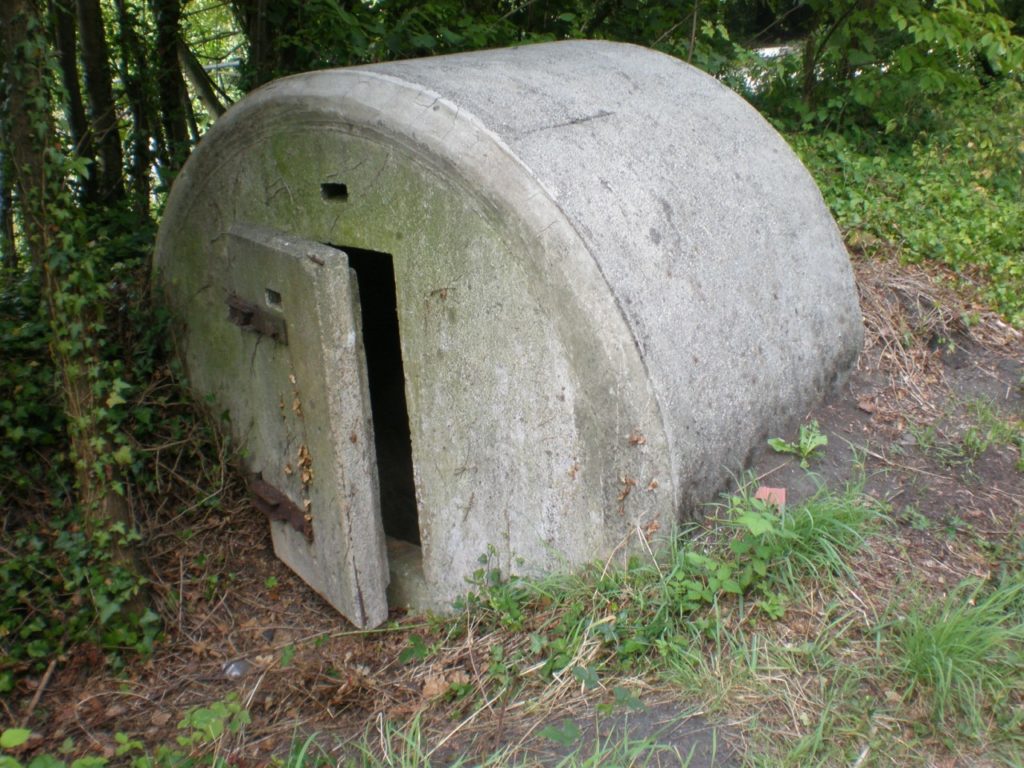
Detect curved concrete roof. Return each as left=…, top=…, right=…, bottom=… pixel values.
left=155, top=41, right=862, bottom=620
left=353, top=40, right=862, bottom=502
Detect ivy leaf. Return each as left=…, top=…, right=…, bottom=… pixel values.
left=0, top=728, right=31, bottom=749
left=111, top=445, right=132, bottom=465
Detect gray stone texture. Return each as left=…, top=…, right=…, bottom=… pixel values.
left=154, top=41, right=862, bottom=625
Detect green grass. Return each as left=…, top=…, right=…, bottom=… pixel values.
left=9, top=484, right=1022, bottom=767
left=723, top=483, right=887, bottom=590
left=906, top=397, right=1024, bottom=476
left=889, top=576, right=1024, bottom=731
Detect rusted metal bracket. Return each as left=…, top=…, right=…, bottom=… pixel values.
left=248, top=477, right=312, bottom=541
left=227, top=294, right=288, bottom=344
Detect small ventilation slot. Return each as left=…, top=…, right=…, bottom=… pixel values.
left=320, top=182, right=349, bottom=201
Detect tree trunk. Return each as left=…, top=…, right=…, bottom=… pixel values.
left=803, top=34, right=818, bottom=108
left=1, top=1, right=55, bottom=242
left=150, top=0, right=191, bottom=174
left=1, top=0, right=138, bottom=571
left=113, top=0, right=155, bottom=216
left=230, top=0, right=311, bottom=86
left=231, top=0, right=272, bottom=87
left=76, top=0, right=124, bottom=202
left=50, top=0, right=97, bottom=202
left=178, top=39, right=226, bottom=118
left=0, top=151, right=16, bottom=271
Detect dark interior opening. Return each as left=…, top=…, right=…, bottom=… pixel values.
left=328, top=244, right=419, bottom=545
left=321, top=182, right=349, bottom=201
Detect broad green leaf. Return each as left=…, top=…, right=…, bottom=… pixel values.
left=539, top=719, right=580, bottom=747
left=0, top=729, right=31, bottom=749
left=735, top=511, right=775, bottom=536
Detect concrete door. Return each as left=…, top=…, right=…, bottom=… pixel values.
left=224, top=224, right=389, bottom=628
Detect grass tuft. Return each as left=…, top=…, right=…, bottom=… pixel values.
left=890, top=575, right=1024, bottom=732
left=722, top=482, right=888, bottom=591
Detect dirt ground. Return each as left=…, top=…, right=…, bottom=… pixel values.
left=4, top=253, right=1022, bottom=766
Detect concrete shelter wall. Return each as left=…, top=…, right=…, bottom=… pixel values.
left=155, top=40, right=861, bottom=615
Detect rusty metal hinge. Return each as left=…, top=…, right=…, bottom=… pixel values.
left=248, top=477, right=312, bottom=541
left=227, top=295, right=288, bottom=344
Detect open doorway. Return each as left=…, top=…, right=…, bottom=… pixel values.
left=328, top=244, right=419, bottom=545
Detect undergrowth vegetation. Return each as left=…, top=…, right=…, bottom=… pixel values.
left=7, top=471, right=1024, bottom=765
left=459, top=482, right=885, bottom=673
left=0, top=209, right=228, bottom=691
left=890, top=576, right=1024, bottom=731
left=2, top=480, right=893, bottom=766
left=789, top=79, right=1024, bottom=325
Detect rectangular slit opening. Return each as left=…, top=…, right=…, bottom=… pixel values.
left=329, top=244, right=419, bottom=546
left=320, top=182, right=349, bottom=201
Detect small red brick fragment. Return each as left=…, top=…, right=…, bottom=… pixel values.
left=754, top=486, right=786, bottom=508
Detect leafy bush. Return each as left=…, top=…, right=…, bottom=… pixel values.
left=0, top=272, right=64, bottom=502
left=745, top=0, right=1024, bottom=132
left=0, top=517, right=159, bottom=692
left=789, top=79, right=1024, bottom=325
left=0, top=207, right=173, bottom=687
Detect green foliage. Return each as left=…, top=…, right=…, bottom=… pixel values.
left=0, top=516, right=159, bottom=691
left=0, top=202, right=206, bottom=684
left=0, top=694, right=259, bottom=768
left=0, top=731, right=31, bottom=750
left=790, top=79, right=1024, bottom=325
left=233, top=0, right=552, bottom=87
left=906, top=398, right=1023, bottom=477
left=0, top=274, right=63, bottom=498
left=889, top=576, right=1024, bottom=731
left=2, top=0, right=165, bottom=569
left=176, top=693, right=251, bottom=748
left=768, top=420, right=829, bottom=468
left=458, top=485, right=884, bottom=688
left=729, top=484, right=885, bottom=587
left=747, top=0, right=1024, bottom=132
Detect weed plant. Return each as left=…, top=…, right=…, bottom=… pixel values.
left=767, top=420, right=829, bottom=468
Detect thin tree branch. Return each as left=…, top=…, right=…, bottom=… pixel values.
left=178, top=39, right=227, bottom=117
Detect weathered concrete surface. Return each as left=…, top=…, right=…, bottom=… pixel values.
left=221, top=225, right=389, bottom=627
left=154, top=40, right=862, bottom=624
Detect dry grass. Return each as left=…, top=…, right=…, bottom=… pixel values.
left=853, top=250, right=1021, bottom=417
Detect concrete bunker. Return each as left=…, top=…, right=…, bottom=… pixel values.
left=154, top=40, right=863, bottom=628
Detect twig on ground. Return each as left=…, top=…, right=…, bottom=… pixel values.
left=20, top=659, right=57, bottom=728
left=850, top=720, right=877, bottom=768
